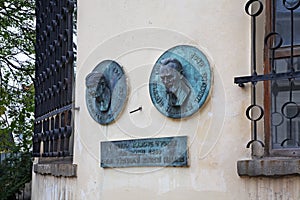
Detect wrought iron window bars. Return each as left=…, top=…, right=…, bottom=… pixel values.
left=33, top=0, right=75, bottom=157
left=234, top=0, right=300, bottom=149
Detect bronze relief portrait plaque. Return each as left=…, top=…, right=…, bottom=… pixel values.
left=86, top=60, right=127, bottom=125
left=149, top=45, right=212, bottom=119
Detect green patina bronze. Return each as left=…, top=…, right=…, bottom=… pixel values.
left=101, top=136, right=188, bottom=168
left=149, top=45, right=212, bottom=119
left=85, top=60, right=127, bottom=125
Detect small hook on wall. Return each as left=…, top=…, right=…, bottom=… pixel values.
left=129, top=106, right=142, bottom=114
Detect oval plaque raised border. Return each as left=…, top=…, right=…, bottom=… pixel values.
left=85, top=60, right=127, bottom=125
left=149, top=45, right=212, bottom=119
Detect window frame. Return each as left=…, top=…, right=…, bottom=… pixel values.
left=264, top=0, right=300, bottom=157
left=236, top=0, right=300, bottom=177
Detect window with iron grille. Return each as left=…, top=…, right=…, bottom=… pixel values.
left=235, top=0, right=300, bottom=157
left=268, top=0, right=300, bottom=156
left=33, top=0, right=76, bottom=161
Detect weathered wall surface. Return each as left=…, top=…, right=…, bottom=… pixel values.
left=31, top=173, right=76, bottom=200
left=245, top=177, right=300, bottom=200
left=31, top=0, right=300, bottom=199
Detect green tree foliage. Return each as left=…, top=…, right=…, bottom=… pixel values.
left=0, top=0, right=35, bottom=199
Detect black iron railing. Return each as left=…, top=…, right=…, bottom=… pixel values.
left=234, top=0, right=300, bottom=149
left=33, top=0, right=75, bottom=157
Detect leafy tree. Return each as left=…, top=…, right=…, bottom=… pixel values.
left=0, top=0, right=35, bottom=199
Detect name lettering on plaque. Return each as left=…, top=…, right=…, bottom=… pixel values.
left=101, top=136, right=188, bottom=168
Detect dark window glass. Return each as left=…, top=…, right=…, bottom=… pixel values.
left=275, top=0, right=300, bottom=46
left=271, top=57, right=300, bottom=149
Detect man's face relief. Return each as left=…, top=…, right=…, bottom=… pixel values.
left=159, top=63, right=180, bottom=92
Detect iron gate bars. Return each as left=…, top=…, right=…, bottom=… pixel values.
left=33, top=0, right=75, bottom=157
left=234, top=0, right=300, bottom=148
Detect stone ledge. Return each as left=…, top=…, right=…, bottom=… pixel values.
left=237, top=158, right=300, bottom=177
left=34, top=163, right=77, bottom=177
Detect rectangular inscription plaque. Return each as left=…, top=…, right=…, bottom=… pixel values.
left=100, top=136, right=188, bottom=168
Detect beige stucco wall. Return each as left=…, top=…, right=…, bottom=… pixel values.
left=75, top=1, right=251, bottom=199
left=31, top=0, right=300, bottom=199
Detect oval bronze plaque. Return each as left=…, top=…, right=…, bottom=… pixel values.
left=149, top=45, right=212, bottom=119
left=86, top=60, right=127, bottom=125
